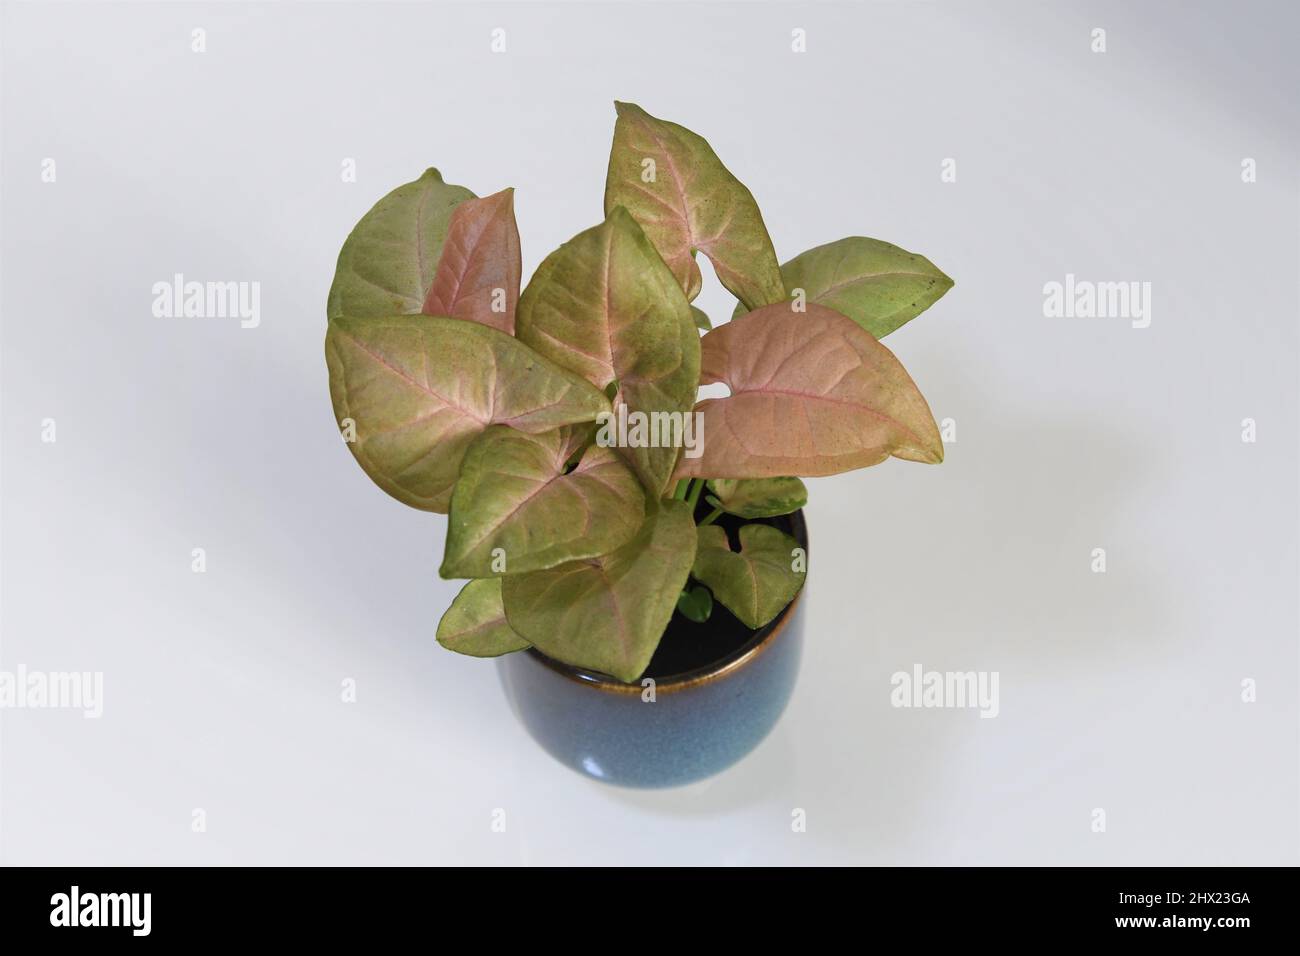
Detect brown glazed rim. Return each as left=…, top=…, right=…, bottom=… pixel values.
left=524, top=509, right=808, bottom=696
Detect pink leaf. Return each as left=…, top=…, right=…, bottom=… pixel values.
left=604, top=103, right=785, bottom=312
left=673, top=303, right=943, bottom=479
left=422, top=188, right=521, bottom=334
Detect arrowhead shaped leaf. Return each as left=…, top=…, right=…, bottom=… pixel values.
left=673, top=302, right=943, bottom=479
left=604, top=102, right=785, bottom=312
left=441, top=425, right=645, bottom=578
left=501, top=500, right=697, bottom=683
left=437, top=578, right=529, bottom=657
left=327, top=168, right=475, bottom=321
left=326, top=315, right=609, bottom=512
left=422, top=188, right=521, bottom=334
left=691, top=524, right=805, bottom=630
left=735, top=237, right=952, bottom=338
left=706, top=477, right=807, bottom=519
left=515, top=208, right=699, bottom=495
left=676, top=585, right=713, bottom=623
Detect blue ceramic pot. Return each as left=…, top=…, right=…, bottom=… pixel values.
left=496, top=511, right=806, bottom=789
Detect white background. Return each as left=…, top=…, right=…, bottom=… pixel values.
left=2, top=0, right=1296, bottom=864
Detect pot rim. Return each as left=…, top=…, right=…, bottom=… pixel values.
left=522, top=509, right=808, bottom=696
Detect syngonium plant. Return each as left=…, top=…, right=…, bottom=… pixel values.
left=325, top=102, right=952, bottom=683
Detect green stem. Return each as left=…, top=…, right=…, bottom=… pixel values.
left=686, top=478, right=705, bottom=510
left=671, top=478, right=691, bottom=500
left=699, top=505, right=725, bottom=526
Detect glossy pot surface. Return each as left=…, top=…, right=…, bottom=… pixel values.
left=496, top=511, right=807, bottom=788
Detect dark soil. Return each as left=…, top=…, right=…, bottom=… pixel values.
left=640, top=504, right=806, bottom=681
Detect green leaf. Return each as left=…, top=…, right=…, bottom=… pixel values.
left=604, top=102, right=785, bottom=312
left=422, top=188, right=521, bottom=334
left=327, top=168, right=475, bottom=321
left=734, top=237, right=952, bottom=338
left=326, top=315, right=609, bottom=512
left=690, top=306, right=712, bottom=331
left=691, top=524, right=805, bottom=630
left=501, top=500, right=697, bottom=683
left=437, top=578, right=530, bottom=657
left=673, top=302, right=943, bottom=480
left=706, top=477, right=807, bottom=518
left=441, top=425, right=645, bottom=578
left=676, top=585, right=713, bottom=623
left=515, top=208, right=699, bottom=496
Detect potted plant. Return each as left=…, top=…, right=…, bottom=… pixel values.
left=325, top=102, right=952, bottom=787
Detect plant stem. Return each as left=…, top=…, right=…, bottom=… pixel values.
left=686, top=478, right=705, bottom=510
left=699, top=505, right=725, bottom=526
left=672, top=478, right=691, bottom=500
